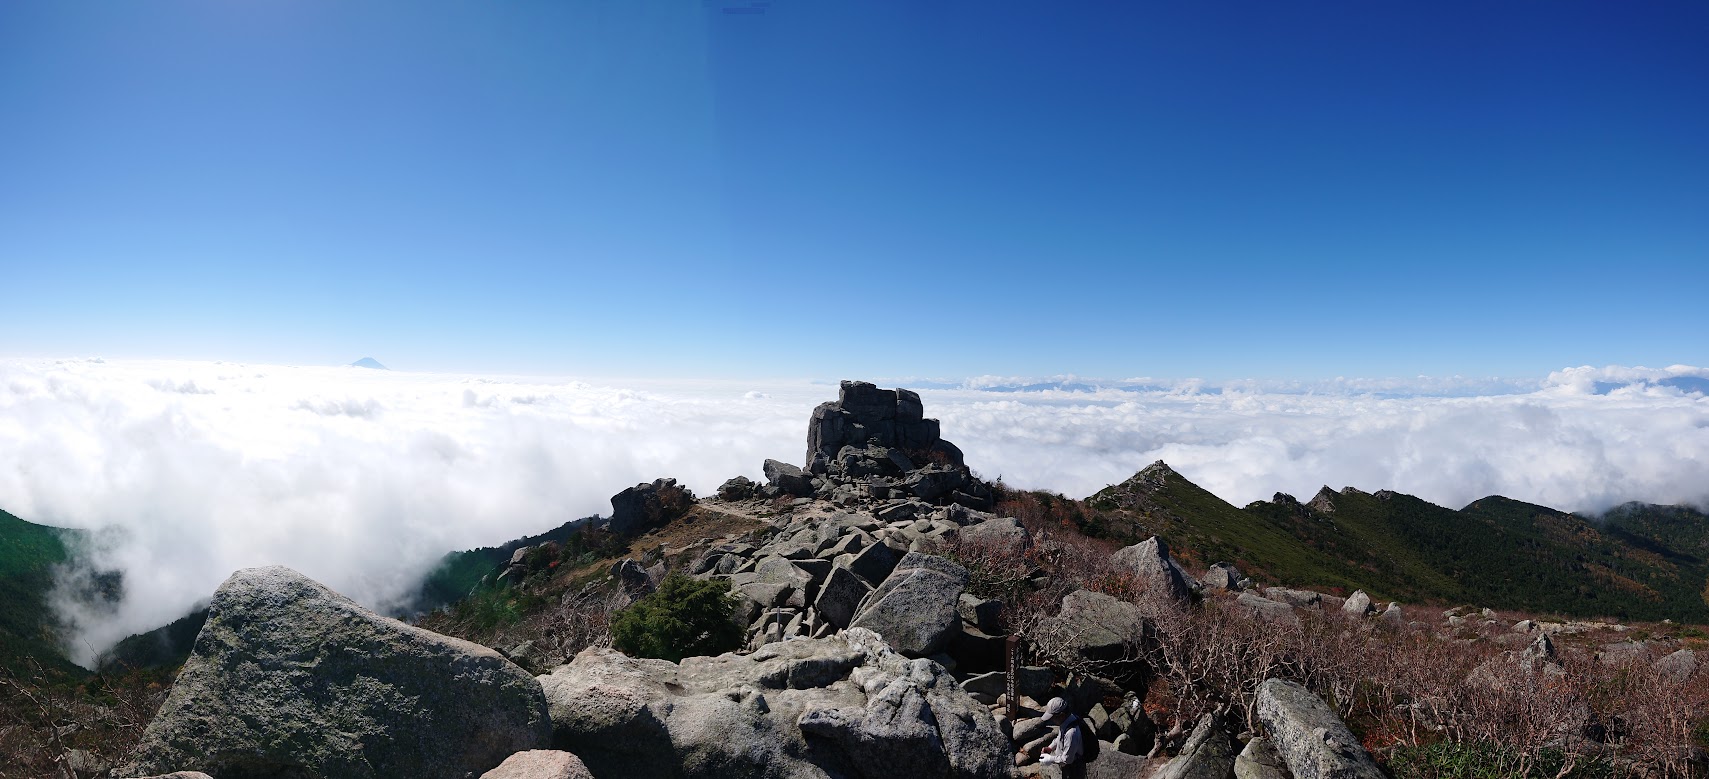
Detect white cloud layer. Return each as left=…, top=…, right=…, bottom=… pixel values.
left=0, top=359, right=1705, bottom=664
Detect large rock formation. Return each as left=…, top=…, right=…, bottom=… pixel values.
left=537, top=628, right=1012, bottom=779
left=808, top=382, right=960, bottom=468
left=1255, top=679, right=1385, bottom=779
left=608, top=477, right=695, bottom=537
left=778, top=381, right=992, bottom=510
left=123, top=566, right=551, bottom=779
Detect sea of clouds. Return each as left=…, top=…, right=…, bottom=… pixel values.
left=1, top=358, right=1705, bottom=665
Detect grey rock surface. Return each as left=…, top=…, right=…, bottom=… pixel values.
left=1256, top=679, right=1384, bottom=779
left=1263, top=587, right=1323, bottom=609
left=840, top=540, right=900, bottom=588
left=1657, top=648, right=1698, bottom=684
left=958, top=593, right=1003, bottom=635
left=1111, top=537, right=1191, bottom=604
left=1234, top=736, right=1288, bottom=779
left=850, top=552, right=969, bottom=658
left=1086, top=748, right=1149, bottom=779
left=815, top=564, right=875, bottom=629
left=766, top=459, right=817, bottom=498
left=1202, top=562, right=1243, bottom=592
left=1041, top=590, right=1146, bottom=664
left=609, top=477, right=693, bottom=537
left=1156, top=712, right=1234, bottom=779
left=480, top=750, right=595, bottom=779
left=124, top=566, right=551, bottom=779
left=538, top=628, right=1011, bottom=779
left=1236, top=592, right=1299, bottom=624
left=959, top=516, right=1031, bottom=556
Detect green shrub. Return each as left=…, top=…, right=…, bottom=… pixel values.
left=1386, top=742, right=1617, bottom=779
left=610, top=573, right=742, bottom=662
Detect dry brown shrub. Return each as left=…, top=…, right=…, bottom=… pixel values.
left=1, top=661, right=167, bottom=779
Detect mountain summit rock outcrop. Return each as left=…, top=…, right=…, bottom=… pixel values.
left=123, top=566, right=551, bottom=779
left=766, top=381, right=992, bottom=510
left=807, top=381, right=962, bottom=470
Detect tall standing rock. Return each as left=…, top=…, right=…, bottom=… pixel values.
left=124, top=566, right=552, bottom=779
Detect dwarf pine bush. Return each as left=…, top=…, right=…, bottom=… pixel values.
left=611, top=573, right=742, bottom=663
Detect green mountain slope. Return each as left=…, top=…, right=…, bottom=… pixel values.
left=412, top=516, right=598, bottom=613
left=0, top=507, right=82, bottom=674
left=1079, top=463, right=1709, bottom=621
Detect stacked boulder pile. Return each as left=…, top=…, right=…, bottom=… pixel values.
left=686, top=499, right=1025, bottom=664
left=738, top=381, right=994, bottom=510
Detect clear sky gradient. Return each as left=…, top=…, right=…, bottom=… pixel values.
left=2, top=1, right=1704, bottom=379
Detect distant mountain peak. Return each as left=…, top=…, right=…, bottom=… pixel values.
left=349, top=357, right=388, bottom=370
left=1089, top=460, right=1186, bottom=512
left=1137, top=460, right=1176, bottom=479
left=1308, top=486, right=1339, bottom=514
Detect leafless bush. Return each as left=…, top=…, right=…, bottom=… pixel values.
left=516, top=582, right=618, bottom=667
left=1, top=661, right=167, bottom=779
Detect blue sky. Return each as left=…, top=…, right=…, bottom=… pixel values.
left=2, top=1, right=1705, bottom=379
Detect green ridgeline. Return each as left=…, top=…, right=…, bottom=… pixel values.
left=412, top=516, right=598, bottom=613
left=0, top=507, right=84, bottom=676
left=1080, top=463, right=1709, bottom=622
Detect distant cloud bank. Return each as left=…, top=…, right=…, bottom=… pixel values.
left=0, top=358, right=1704, bottom=664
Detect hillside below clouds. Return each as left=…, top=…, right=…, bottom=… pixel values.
left=1075, top=461, right=1709, bottom=622
left=4, top=415, right=1709, bottom=675
left=5, top=471, right=1709, bottom=676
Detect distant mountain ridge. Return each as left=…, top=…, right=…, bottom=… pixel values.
left=1080, top=462, right=1709, bottom=622
left=349, top=357, right=387, bottom=370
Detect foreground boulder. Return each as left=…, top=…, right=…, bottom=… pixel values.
left=124, top=566, right=552, bottom=779
left=537, top=628, right=1011, bottom=779
left=481, top=750, right=594, bottom=779
left=849, top=552, right=969, bottom=657
left=1255, top=679, right=1384, bottom=779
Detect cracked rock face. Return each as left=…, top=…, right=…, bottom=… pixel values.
left=124, top=566, right=552, bottom=779
left=537, top=628, right=1012, bottom=779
